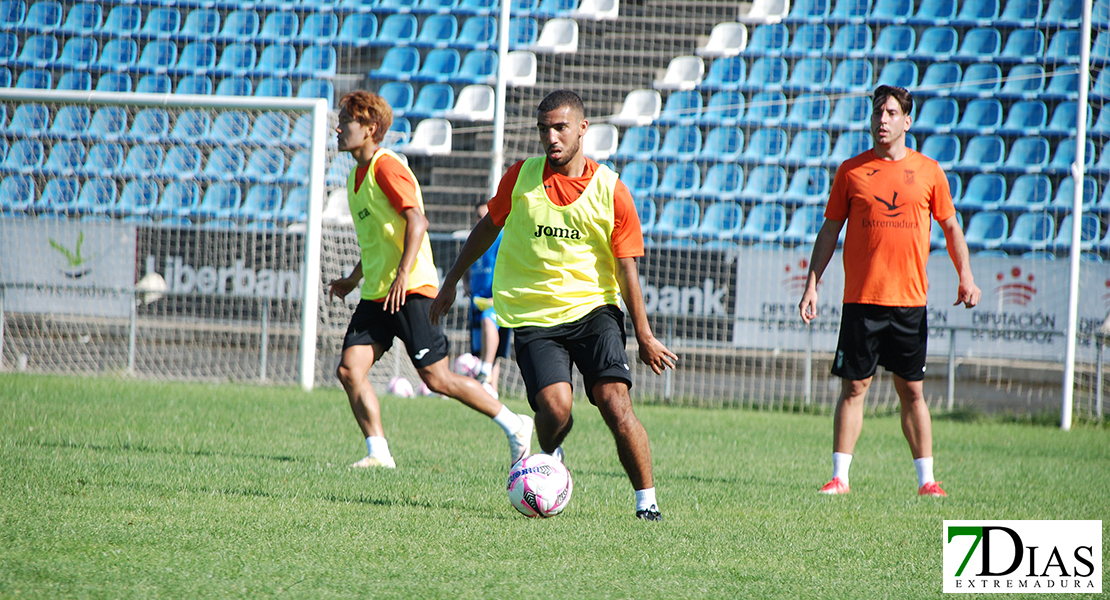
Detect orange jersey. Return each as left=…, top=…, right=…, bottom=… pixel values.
left=825, top=149, right=955, bottom=306
left=488, top=158, right=644, bottom=258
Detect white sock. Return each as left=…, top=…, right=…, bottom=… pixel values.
left=479, top=361, right=493, bottom=378
left=492, top=405, right=524, bottom=436
left=832, top=452, right=853, bottom=486
left=366, top=436, right=391, bottom=460
left=635, top=487, right=657, bottom=512
left=914, top=457, right=935, bottom=488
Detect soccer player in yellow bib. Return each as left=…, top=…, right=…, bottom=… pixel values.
left=328, top=91, right=533, bottom=470
left=431, top=90, right=677, bottom=521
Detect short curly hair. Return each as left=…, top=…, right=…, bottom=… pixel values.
left=338, top=91, right=393, bottom=144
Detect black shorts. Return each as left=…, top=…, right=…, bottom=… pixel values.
left=469, top=305, right=512, bottom=359
left=341, top=295, right=449, bottom=369
left=832, top=303, right=927, bottom=382
left=513, top=304, right=632, bottom=409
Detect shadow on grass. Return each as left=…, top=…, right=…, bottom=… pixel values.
left=30, top=438, right=299, bottom=463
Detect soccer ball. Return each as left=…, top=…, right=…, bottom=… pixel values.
left=387, top=376, right=414, bottom=398
left=417, top=381, right=436, bottom=396
left=453, top=352, right=480, bottom=377
left=507, top=454, right=573, bottom=518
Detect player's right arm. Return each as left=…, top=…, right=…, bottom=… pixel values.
left=328, top=260, right=362, bottom=302
left=429, top=214, right=503, bottom=324
left=798, top=218, right=844, bottom=324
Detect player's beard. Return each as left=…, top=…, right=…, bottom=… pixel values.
left=546, top=137, right=580, bottom=168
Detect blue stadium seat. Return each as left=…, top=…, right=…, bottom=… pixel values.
left=368, top=46, right=420, bottom=80
left=159, top=146, right=202, bottom=179
left=951, top=63, right=1002, bottom=98
left=37, top=177, right=79, bottom=213
left=828, top=23, right=872, bottom=57
left=0, top=174, right=35, bottom=211
left=153, top=181, right=201, bottom=218
left=1044, top=30, right=1079, bottom=63
left=1094, top=31, right=1110, bottom=66
left=74, top=178, right=118, bottom=215
left=78, top=143, right=124, bottom=177
left=59, top=1, right=100, bottom=35
left=45, top=106, right=89, bottom=140
left=256, top=77, right=293, bottom=98
left=738, top=57, right=787, bottom=92
left=379, top=0, right=420, bottom=10
left=412, top=48, right=460, bottom=82
left=633, top=196, right=656, bottom=235
left=656, top=125, right=701, bottom=162
left=55, top=36, right=98, bottom=70
left=870, top=24, right=914, bottom=57
left=294, top=46, right=337, bottom=78
left=216, top=10, right=259, bottom=43
left=92, top=39, right=138, bottom=74
left=780, top=204, right=824, bottom=245
left=6, top=103, right=49, bottom=137
left=14, top=34, right=57, bottom=68
left=784, top=0, right=830, bottom=23
left=784, top=24, right=830, bottom=57
left=276, top=186, right=309, bottom=223
left=379, top=81, right=415, bottom=116
left=280, top=150, right=310, bottom=185
left=998, top=0, right=1042, bottom=26
left=999, top=136, right=1050, bottom=174
left=297, top=13, right=338, bottom=44
left=782, top=166, right=830, bottom=206
left=783, top=129, right=830, bottom=166
left=115, top=179, right=161, bottom=218
left=15, top=68, right=50, bottom=89
left=457, top=0, right=498, bottom=14
left=1042, top=0, right=1080, bottom=26
left=824, top=130, right=871, bottom=167
left=509, top=17, right=538, bottom=49
left=124, top=108, right=170, bottom=143
left=944, top=172, right=961, bottom=203
left=1093, top=107, right=1110, bottom=138
left=963, top=211, right=1008, bottom=250
left=103, top=5, right=141, bottom=37
left=256, top=44, right=296, bottom=77
left=739, top=202, right=786, bottom=242
left=783, top=57, right=832, bottom=93
left=828, top=0, right=872, bottom=22
left=298, top=79, right=334, bottom=108
left=956, top=172, right=1005, bottom=210
left=657, top=91, right=703, bottom=126
left=1001, top=174, right=1051, bottom=212
left=875, top=59, right=917, bottom=88
left=215, top=76, right=252, bottom=96
left=208, top=111, right=250, bottom=145
left=532, top=0, right=577, bottom=18
left=998, top=29, right=1044, bottom=65
left=698, top=56, right=746, bottom=91
left=693, top=162, right=744, bottom=201
left=176, top=75, right=213, bottom=95
left=998, top=65, right=1045, bottom=99
left=0, top=66, right=9, bottom=87
left=910, top=26, right=957, bottom=61
left=654, top=162, right=701, bottom=199
left=136, top=40, right=177, bottom=75
left=120, top=144, right=165, bottom=178
left=952, top=98, right=1002, bottom=135
left=695, top=126, right=743, bottom=163
left=916, top=62, right=961, bottom=97
left=456, top=16, right=497, bottom=49
left=825, top=95, right=870, bottom=130
left=180, top=9, right=220, bottom=41
left=928, top=213, right=961, bottom=249
left=612, top=126, right=660, bottom=162
left=241, top=184, right=283, bottom=221
left=738, top=91, right=786, bottom=127
left=1049, top=213, right=1101, bottom=253
left=0, top=139, right=44, bottom=174
left=954, top=26, right=1001, bottom=62
left=383, top=117, right=411, bottom=148
left=0, top=32, right=16, bottom=65
left=826, top=58, right=872, bottom=93
left=0, top=0, right=25, bottom=30
left=96, top=73, right=132, bottom=93
left=259, top=11, right=299, bottom=43
left=739, top=165, right=787, bottom=200
left=1047, top=138, right=1094, bottom=175
left=336, top=14, right=378, bottom=48
left=782, top=93, right=830, bottom=129
left=377, top=13, right=418, bottom=46
left=214, top=43, right=257, bottom=76
left=249, top=113, right=290, bottom=146
left=618, top=160, right=658, bottom=197
left=1049, top=177, right=1097, bottom=215
left=201, top=146, right=245, bottom=181
left=414, top=13, right=458, bottom=48
left=406, top=83, right=454, bottom=118
left=141, top=8, right=181, bottom=38
left=997, top=100, right=1047, bottom=135
left=740, top=127, right=788, bottom=164
left=17, top=0, right=60, bottom=33
left=1043, top=68, right=1078, bottom=101
left=740, top=23, right=788, bottom=56
left=1000, top=212, right=1054, bottom=253
left=699, top=91, right=744, bottom=126
left=652, top=198, right=700, bottom=238
left=693, top=201, right=744, bottom=241
left=1044, top=101, right=1086, bottom=137
left=173, top=42, right=217, bottom=75
left=908, top=0, right=955, bottom=24
left=953, top=135, right=1004, bottom=173
left=456, top=49, right=497, bottom=84
left=953, top=0, right=999, bottom=25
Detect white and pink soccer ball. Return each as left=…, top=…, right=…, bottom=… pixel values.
left=453, top=352, right=481, bottom=378
left=507, top=454, right=573, bottom=518
left=417, top=381, right=436, bottom=396
left=387, top=376, right=414, bottom=398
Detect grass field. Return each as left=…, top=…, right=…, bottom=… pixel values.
left=1, top=373, right=1107, bottom=599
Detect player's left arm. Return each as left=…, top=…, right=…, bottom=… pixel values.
left=384, top=206, right=428, bottom=313
left=938, top=214, right=981, bottom=308
left=616, top=257, right=677, bottom=375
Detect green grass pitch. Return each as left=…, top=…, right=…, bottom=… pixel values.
left=0, top=373, right=1107, bottom=599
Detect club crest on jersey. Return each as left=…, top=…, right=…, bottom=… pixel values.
left=903, top=170, right=915, bottom=185
left=534, top=224, right=583, bottom=240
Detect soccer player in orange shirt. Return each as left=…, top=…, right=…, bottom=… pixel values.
left=798, top=85, right=982, bottom=497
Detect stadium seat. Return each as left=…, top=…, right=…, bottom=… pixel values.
left=0, top=66, right=9, bottom=87
left=37, top=177, right=79, bottom=213
left=656, top=91, right=703, bottom=126
left=612, top=126, right=661, bottom=162
left=17, top=0, right=60, bottom=33
left=696, top=126, right=744, bottom=163
left=825, top=58, right=872, bottom=93
left=998, top=0, right=1042, bottom=26
left=740, top=23, right=788, bottom=56
left=652, top=198, right=700, bottom=238
left=654, top=162, right=700, bottom=199
left=825, top=95, right=870, bottom=130
left=996, top=100, right=1047, bottom=136
left=396, top=118, right=451, bottom=155
left=963, top=211, right=1008, bottom=250
left=250, top=45, right=293, bottom=77
left=15, top=68, right=50, bottom=89
left=294, top=46, right=337, bottom=78
left=952, top=98, right=1002, bottom=135
left=276, top=186, right=309, bottom=224
left=379, top=81, right=415, bottom=116
left=953, top=0, right=999, bottom=25
left=828, top=23, right=872, bottom=57
left=1000, top=136, right=1051, bottom=174
left=1001, top=174, right=1052, bottom=212
left=1044, top=30, right=1079, bottom=63
left=876, top=60, right=917, bottom=88
left=14, top=34, right=57, bottom=68
left=911, top=98, right=957, bottom=134
left=153, top=181, right=202, bottom=217
left=738, top=91, right=787, bottom=127
left=693, top=162, right=744, bottom=201
left=824, top=131, right=871, bottom=167
left=653, top=55, right=705, bottom=91
left=828, top=0, right=872, bottom=23
left=173, top=42, right=217, bottom=75
left=783, top=129, right=830, bottom=166
left=0, top=139, right=44, bottom=174
left=916, top=62, right=961, bottom=97
left=456, top=0, right=498, bottom=14
left=6, top=103, right=49, bottom=137
left=1044, top=101, right=1086, bottom=137
left=954, top=135, right=1005, bottom=172
left=120, top=144, right=165, bottom=178
left=336, top=14, right=378, bottom=48
left=58, top=1, right=100, bottom=35
left=784, top=0, right=830, bottom=23
left=956, top=173, right=1006, bottom=211
left=1046, top=138, right=1094, bottom=175
left=581, top=123, right=618, bottom=161
left=998, top=64, right=1046, bottom=99
left=908, top=0, right=956, bottom=24
left=0, top=32, right=16, bottom=65
left=697, top=22, right=747, bottom=58
left=97, top=73, right=133, bottom=93
left=1043, top=0, right=1081, bottom=26
left=298, top=79, right=334, bottom=107
left=693, top=201, right=744, bottom=241
left=781, top=93, right=830, bottom=129
left=407, top=83, right=454, bottom=118
left=201, top=146, right=245, bottom=181
left=737, top=0, right=789, bottom=23
left=453, top=16, right=496, bottom=50
left=1000, top=212, right=1054, bottom=253
left=633, top=196, right=656, bottom=235
left=74, top=178, right=118, bottom=215
left=528, top=17, right=578, bottom=53
left=698, top=56, right=746, bottom=91
left=870, top=24, right=914, bottom=58
left=259, top=12, right=299, bottom=43
left=738, top=57, right=788, bottom=92
left=782, top=166, right=829, bottom=206
left=124, top=109, right=170, bottom=143
left=784, top=23, right=830, bottom=57
left=1049, top=178, right=1097, bottom=214
left=951, top=63, right=1002, bottom=98
left=376, top=14, right=420, bottom=46
left=78, top=143, right=124, bottom=177
left=176, top=75, right=213, bottom=95
left=781, top=204, right=824, bottom=245
left=504, top=50, right=537, bottom=87
left=136, top=40, right=177, bottom=75
left=698, top=91, right=744, bottom=126
left=656, top=125, right=702, bottom=162
left=928, top=213, right=962, bottom=249
left=93, top=39, right=138, bottom=74
left=209, top=111, right=250, bottom=145
left=159, top=146, right=202, bottom=179
left=444, top=84, right=495, bottom=121
left=782, top=58, right=832, bottom=93
left=414, top=14, right=458, bottom=47
left=1044, top=69, right=1079, bottom=101
left=0, top=174, right=36, bottom=211
left=944, top=172, right=961, bottom=203
left=740, top=127, right=788, bottom=164
left=214, top=43, right=257, bottom=76
left=216, top=10, right=260, bottom=43
left=45, top=106, right=89, bottom=140
left=412, top=48, right=460, bottom=82
left=115, top=179, right=161, bottom=218
left=180, top=9, right=221, bottom=40
left=611, top=89, right=661, bottom=126
left=1049, top=213, right=1101, bottom=252
left=0, top=0, right=24, bottom=30
left=954, top=26, right=1001, bottom=62
left=739, top=202, right=786, bottom=242
left=909, top=26, right=957, bottom=61
left=532, top=0, right=578, bottom=18
left=739, top=165, right=787, bottom=200
left=381, top=117, right=411, bottom=149
left=215, top=76, right=252, bottom=96
left=298, top=13, right=338, bottom=44
left=998, top=29, right=1044, bottom=64
left=509, top=17, right=538, bottom=49
left=256, top=77, right=293, bottom=98
left=455, top=49, right=497, bottom=84
left=141, top=8, right=181, bottom=38
left=249, top=113, right=291, bottom=146
left=279, top=150, right=310, bottom=185
left=618, top=160, right=658, bottom=197
left=241, top=184, right=283, bottom=221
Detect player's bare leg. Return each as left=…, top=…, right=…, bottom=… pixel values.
left=893, top=375, right=931, bottom=458
left=832, top=377, right=871, bottom=454
left=533, top=382, right=574, bottom=453
left=336, top=343, right=386, bottom=438
left=593, top=378, right=653, bottom=490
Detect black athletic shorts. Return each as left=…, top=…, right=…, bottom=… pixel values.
left=831, top=303, right=927, bottom=382
left=469, top=305, right=512, bottom=359
left=513, top=304, right=632, bottom=409
left=341, top=295, right=449, bottom=369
